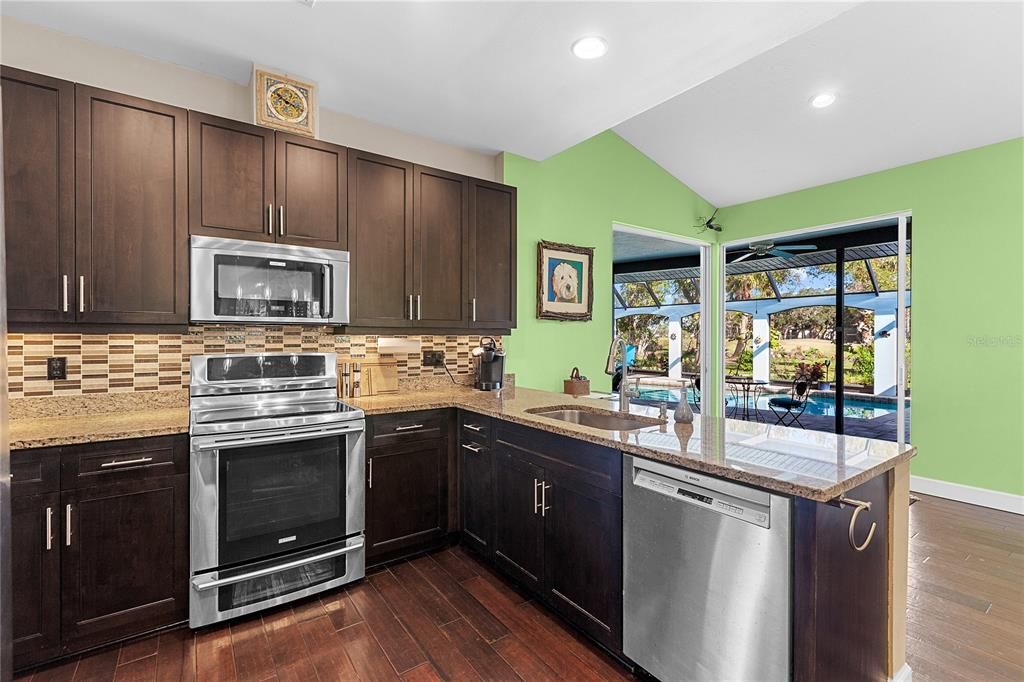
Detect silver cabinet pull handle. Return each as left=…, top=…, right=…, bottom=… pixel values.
left=45, top=506, right=54, bottom=551
left=79, top=276, right=85, bottom=313
left=394, top=424, right=424, bottom=432
left=464, top=424, right=484, bottom=432
left=62, top=275, right=69, bottom=312
left=461, top=443, right=483, bottom=453
left=472, top=297, right=477, bottom=322
left=533, top=478, right=541, bottom=515
left=279, top=205, right=285, bottom=237
left=368, top=457, right=373, bottom=489
left=65, top=504, right=72, bottom=546
left=542, top=482, right=552, bottom=517
left=416, top=294, right=421, bottom=321
left=100, top=456, right=154, bottom=469
left=267, top=204, right=274, bottom=235
left=408, top=294, right=414, bottom=320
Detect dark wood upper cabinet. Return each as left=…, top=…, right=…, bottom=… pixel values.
left=468, top=180, right=517, bottom=329
left=75, top=86, right=188, bottom=324
left=188, top=111, right=275, bottom=242
left=413, top=165, right=469, bottom=328
left=276, top=133, right=347, bottom=249
left=1, top=67, right=75, bottom=323
left=11, top=492, right=61, bottom=670
left=348, top=150, right=414, bottom=327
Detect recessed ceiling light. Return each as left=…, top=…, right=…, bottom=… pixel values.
left=572, top=36, right=608, bottom=60
left=810, top=92, right=837, bottom=109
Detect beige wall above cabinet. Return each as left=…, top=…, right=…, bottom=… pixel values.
left=188, top=111, right=347, bottom=250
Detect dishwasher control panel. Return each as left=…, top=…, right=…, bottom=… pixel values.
left=633, top=467, right=771, bottom=528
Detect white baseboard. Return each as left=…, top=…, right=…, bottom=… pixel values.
left=910, top=476, right=1024, bottom=515
left=890, top=662, right=913, bottom=682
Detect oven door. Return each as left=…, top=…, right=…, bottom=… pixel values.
left=190, top=421, right=365, bottom=573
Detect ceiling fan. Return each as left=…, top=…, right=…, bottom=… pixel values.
left=729, top=241, right=817, bottom=263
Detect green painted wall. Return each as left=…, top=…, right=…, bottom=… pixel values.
left=718, top=138, right=1024, bottom=496
left=502, top=131, right=715, bottom=393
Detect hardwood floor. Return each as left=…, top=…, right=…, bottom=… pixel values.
left=15, top=495, right=1023, bottom=681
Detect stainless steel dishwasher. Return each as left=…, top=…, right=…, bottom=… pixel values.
left=623, top=455, right=791, bottom=681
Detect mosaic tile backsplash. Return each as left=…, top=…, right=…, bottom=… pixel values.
left=6, top=327, right=498, bottom=398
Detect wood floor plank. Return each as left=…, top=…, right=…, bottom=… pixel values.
left=518, top=601, right=630, bottom=680
left=30, top=658, right=79, bottom=682
left=72, top=646, right=119, bottom=681
left=155, top=629, right=195, bottom=682
left=440, top=619, right=519, bottom=681
left=348, top=580, right=427, bottom=674
left=400, top=663, right=443, bottom=682
left=113, top=654, right=158, bottom=682
left=229, top=617, right=277, bottom=682
left=321, top=588, right=364, bottom=631
left=297, top=615, right=359, bottom=682
left=195, top=627, right=237, bottom=682
left=290, top=594, right=329, bottom=623
left=432, top=548, right=478, bottom=583
left=260, top=608, right=319, bottom=682
left=391, top=561, right=461, bottom=626
left=369, top=570, right=480, bottom=681
left=492, top=634, right=560, bottom=682
left=336, top=621, right=401, bottom=682
left=117, top=637, right=159, bottom=667
left=462, top=576, right=605, bottom=682
left=409, top=556, right=508, bottom=643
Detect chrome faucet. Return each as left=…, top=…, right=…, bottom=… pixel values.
left=612, top=337, right=631, bottom=413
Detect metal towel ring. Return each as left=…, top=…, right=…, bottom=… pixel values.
left=840, top=496, right=876, bottom=552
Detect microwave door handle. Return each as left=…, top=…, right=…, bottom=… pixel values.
left=321, top=265, right=332, bottom=319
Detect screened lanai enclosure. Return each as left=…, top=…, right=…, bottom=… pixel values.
left=614, top=222, right=911, bottom=442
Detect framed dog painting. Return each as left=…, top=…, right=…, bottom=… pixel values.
left=537, top=240, right=594, bottom=321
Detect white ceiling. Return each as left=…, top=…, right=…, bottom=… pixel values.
left=614, top=228, right=699, bottom=263
left=614, top=2, right=1024, bottom=206
left=0, top=1, right=851, bottom=159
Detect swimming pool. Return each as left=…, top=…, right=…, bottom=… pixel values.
left=635, top=387, right=904, bottom=420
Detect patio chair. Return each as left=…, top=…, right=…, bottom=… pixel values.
left=768, top=375, right=811, bottom=428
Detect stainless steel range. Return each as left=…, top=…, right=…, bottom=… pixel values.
left=188, top=352, right=365, bottom=628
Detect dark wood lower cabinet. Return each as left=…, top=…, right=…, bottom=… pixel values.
left=11, top=492, right=61, bottom=670
left=492, top=449, right=545, bottom=592
left=10, top=435, right=189, bottom=673
left=366, top=427, right=449, bottom=565
left=458, top=416, right=493, bottom=557
left=60, top=475, right=189, bottom=652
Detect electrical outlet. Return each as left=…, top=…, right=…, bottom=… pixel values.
left=47, top=356, right=67, bottom=380
left=422, top=351, right=445, bottom=367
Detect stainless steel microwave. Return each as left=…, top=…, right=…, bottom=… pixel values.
left=190, top=236, right=349, bottom=325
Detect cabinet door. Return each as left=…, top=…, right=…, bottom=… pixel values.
left=492, top=447, right=544, bottom=591
left=276, top=132, right=347, bottom=249
left=459, top=436, right=493, bottom=557
left=11, top=493, right=61, bottom=669
left=468, top=180, right=516, bottom=330
left=188, top=112, right=275, bottom=241
left=543, top=475, right=623, bottom=651
left=348, top=150, right=414, bottom=327
left=60, top=476, right=188, bottom=652
left=75, top=86, right=188, bottom=324
left=413, top=166, right=468, bottom=328
left=366, top=439, right=447, bottom=563
left=1, top=67, right=75, bottom=323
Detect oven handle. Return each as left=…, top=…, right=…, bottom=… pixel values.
left=193, top=423, right=363, bottom=451
left=192, top=540, right=364, bottom=591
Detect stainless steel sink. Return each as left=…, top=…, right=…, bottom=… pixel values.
left=528, top=407, right=663, bottom=431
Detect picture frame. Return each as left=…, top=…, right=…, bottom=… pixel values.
left=537, top=240, right=594, bottom=321
left=253, top=66, right=318, bottom=138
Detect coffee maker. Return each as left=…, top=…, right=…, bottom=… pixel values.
left=472, top=337, right=505, bottom=391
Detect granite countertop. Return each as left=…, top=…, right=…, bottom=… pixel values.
left=9, top=384, right=914, bottom=502
left=351, top=384, right=916, bottom=502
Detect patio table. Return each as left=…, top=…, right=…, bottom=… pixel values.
left=726, top=377, right=769, bottom=422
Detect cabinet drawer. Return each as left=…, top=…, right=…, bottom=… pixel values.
left=11, top=448, right=61, bottom=498
left=368, top=409, right=447, bottom=447
left=61, top=435, right=188, bottom=489
left=459, top=411, right=491, bottom=445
